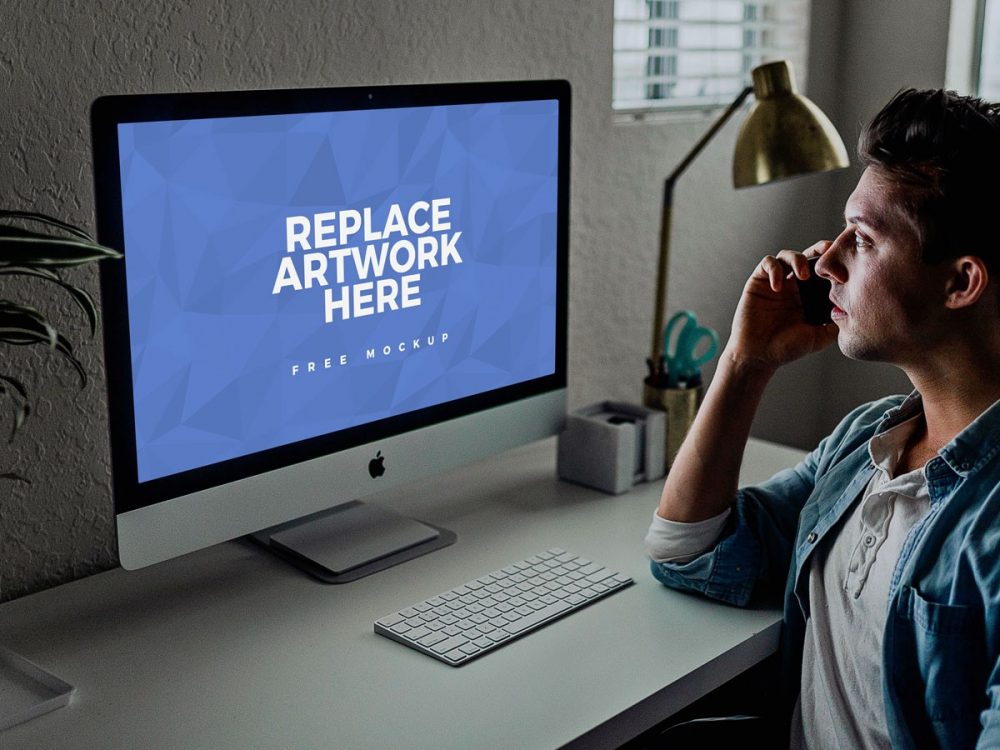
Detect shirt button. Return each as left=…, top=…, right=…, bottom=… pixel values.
left=807, top=532, right=818, bottom=544
left=864, top=534, right=876, bottom=547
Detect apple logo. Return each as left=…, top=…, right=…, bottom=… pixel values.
left=368, top=450, right=386, bottom=479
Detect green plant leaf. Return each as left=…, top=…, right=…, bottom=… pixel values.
left=0, top=210, right=94, bottom=241
left=0, top=300, right=58, bottom=348
left=0, top=306, right=87, bottom=388
left=52, top=331, right=87, bottom=387
left=0, top=374, right=30, bottom=441
left=0, top=266, right=98, bottom=336
left=0, top=235, right=122, bottom=267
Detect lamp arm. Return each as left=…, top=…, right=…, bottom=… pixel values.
left=667, top=86, right=753, bottom=183
left=651, top=85, right=754, bottom=363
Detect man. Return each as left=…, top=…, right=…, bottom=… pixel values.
left=645, top=88, right=1000, bottom=749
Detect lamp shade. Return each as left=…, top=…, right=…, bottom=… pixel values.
left=733, top=61, right=849, bottom=188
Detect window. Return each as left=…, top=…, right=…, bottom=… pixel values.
left=612, top=0, right=812, bottom=112
left=947, top=0, right=1000, bottom=99
left=978, top=1, right=1000, bottom=97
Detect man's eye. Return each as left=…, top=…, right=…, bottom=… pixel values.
left=854, top=233, right=870, bottom=249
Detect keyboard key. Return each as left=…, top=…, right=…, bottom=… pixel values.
left=405, top=625, right=431, bottom=641
left=377, top=614, right=404, bottom=628
left=418, top=631, right=448, bottom=648
left=431, top=634, right=470, bottom=654
left=504, top=600, right=572, bottom=634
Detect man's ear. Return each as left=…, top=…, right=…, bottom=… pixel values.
left=944, top=255, right=990, bottom=309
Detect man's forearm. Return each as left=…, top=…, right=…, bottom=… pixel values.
left=656, top=349, right=775, bottom=523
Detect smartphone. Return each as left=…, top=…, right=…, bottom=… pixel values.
left=796, top=257, right=834, bottom=325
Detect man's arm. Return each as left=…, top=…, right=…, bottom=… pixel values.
left=657, top=243, right=839, bottom=524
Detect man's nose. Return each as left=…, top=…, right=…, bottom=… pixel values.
left=815, top=231, right=850, bottom=283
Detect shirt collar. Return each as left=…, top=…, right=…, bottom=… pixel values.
left=869, top=412, right=919, bottom=473
left=938, top=395, right=1000, bottom=477
left=877, top=390, right=1000, bottom=478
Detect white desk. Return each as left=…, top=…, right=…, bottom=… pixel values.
left=0, top=437, right=805, bottom=750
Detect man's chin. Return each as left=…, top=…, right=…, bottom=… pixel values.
left=835, top=329, right=875, bottom=362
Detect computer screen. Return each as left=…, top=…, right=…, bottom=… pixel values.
left=93, top=80, right=569, bottom=574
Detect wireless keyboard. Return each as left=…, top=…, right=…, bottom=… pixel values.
left=374, top=548, right=633, bottom=666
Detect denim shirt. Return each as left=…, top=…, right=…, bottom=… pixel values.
left=650, top=392, right=1000, bottom=749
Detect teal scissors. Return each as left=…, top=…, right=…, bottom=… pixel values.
left=662, top=310, right=719, bottom=388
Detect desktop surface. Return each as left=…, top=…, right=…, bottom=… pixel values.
left=0, top=436, right=803, bottom=750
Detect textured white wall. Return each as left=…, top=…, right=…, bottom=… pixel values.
left=0, top=0, right=951, bottom=601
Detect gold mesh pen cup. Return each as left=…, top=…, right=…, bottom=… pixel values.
left=643, top=383, right=705, bottom=469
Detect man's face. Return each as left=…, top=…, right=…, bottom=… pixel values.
left=815, top=167, right=948, bottom=365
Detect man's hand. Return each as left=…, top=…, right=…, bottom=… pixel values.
left=657, top=241, right=840, bottom=524
left=726, top=241, right=839, bottom=373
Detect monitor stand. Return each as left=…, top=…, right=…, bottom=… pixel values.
left=248, top=500, right=456, bottom=583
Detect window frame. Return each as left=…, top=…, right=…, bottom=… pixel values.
left=945, top=0, right=996, bottom=97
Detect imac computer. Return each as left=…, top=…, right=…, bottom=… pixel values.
left=92, top=80, right=569, bottom=581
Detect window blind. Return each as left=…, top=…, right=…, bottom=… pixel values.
left=613, top=0, right=812, bottom=111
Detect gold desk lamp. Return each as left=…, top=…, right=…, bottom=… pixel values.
left=651, top=60, right=849, bottom=384
left=645, top=59, right=849, bottom=402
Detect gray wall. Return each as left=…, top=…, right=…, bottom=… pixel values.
left=0, top=0, right=953, bottom=601
left=814, top=0, right=954, bottom=425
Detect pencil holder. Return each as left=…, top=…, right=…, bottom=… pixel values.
left=557, top=401, right=666, bottom=494
left=642, top=383, right=705, bottom=468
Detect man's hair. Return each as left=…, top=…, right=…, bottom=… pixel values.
left=858, top=88, right=1000, bottom=272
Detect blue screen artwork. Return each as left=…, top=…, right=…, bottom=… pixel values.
left=118, top=100, right=559, bottom=482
